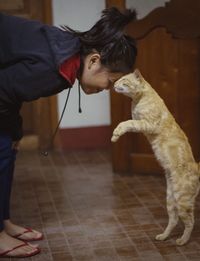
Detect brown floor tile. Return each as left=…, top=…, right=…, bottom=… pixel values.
left=131, top=235, right=158, bottom=252
left=52, top=252, right=73, bottom=261
left=7, top=149, right=200, bottom=260
left=139, top=250, right=164, bottom=261
left=184, top=252, right=200, bottom=261
left=162, top=253, right=187, bottom=261
left=94, top=247, right=120, bottom=261
left=48, top=239, right=70, bottom=253
left=115, top=244, right=139, bottom=259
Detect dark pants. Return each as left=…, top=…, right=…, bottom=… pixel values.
left=0, top=134, right=16, bottom=232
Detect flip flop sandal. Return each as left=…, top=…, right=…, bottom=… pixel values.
left=0, top=242, right=40, bottom=258
left=13, top=228, right=43, bottom=241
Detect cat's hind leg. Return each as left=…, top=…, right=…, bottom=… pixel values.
left=156, top=176, right=178, bottom=241
left=175, top=196, right=195, bottom=246
left=175, top=169, right=200, bottom=246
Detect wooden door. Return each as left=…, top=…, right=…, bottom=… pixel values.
left=130, top=29, right=200, bottom=174
left=107, top=0, right=200, bottom=174
left=0, top=0, right=59, bottom=149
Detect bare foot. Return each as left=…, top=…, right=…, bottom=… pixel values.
left=0, top=231, right=39, bottom=257
left=4, top=220, right=43, bottom=241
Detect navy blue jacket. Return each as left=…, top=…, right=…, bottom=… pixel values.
left=0, top=13, right=81, bottom=140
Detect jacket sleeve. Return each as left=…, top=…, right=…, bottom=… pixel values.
left=0, top=59, right=69, bottom=105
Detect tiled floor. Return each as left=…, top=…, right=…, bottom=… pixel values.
left=3, top=149, right=200, bottom=260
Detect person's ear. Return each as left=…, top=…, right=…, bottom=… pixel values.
left=88, top=53, right=101, bottom=69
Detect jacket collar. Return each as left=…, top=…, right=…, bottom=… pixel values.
left=59, top=53, right=80, bottom=85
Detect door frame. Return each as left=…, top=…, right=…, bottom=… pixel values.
left=28, top=0, right=60, bottom=150
left=38, top=0, right=60, bottom=150
left=106, top=0, right=133, bottom=173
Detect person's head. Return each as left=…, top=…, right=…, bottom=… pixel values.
left=65, top=7, right=137, bottom=94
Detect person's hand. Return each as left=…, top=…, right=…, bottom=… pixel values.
left=12, top=140, right=20, bottom=151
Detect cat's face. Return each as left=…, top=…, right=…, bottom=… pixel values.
left=113, top=69, right=144, bottom=98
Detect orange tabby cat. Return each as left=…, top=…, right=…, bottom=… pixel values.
left=111, top=69, right=200, bottom=245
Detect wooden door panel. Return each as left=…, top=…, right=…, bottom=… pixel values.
left=133, top=28, right=179, bottom=155
left=130, top=29, right=200, bottom=174
left=108, top=0, right=200, bottom=174
left=178, top=39, right=200, bottom=159
left=0, top=0, right=24, bottom=11
left=130, top=28, right=180, bottom=173
left=136, top=29, right=179, bottom=116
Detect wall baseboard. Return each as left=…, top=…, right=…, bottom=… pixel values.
left=59, top=125, right=112, bottom=149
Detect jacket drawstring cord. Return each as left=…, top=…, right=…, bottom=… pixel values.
left=78, top=81, right=82, bottom=113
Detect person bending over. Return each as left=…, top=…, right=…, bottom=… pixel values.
left=0, top=7, right=137, bottom=258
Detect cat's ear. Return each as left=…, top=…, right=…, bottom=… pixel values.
left=133, top=69, right=143, bottom=83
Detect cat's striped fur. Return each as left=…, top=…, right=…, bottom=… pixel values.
left=111, top=69, right=200, bottom=245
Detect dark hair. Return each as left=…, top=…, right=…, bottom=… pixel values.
left=62, top=7, right=137, bottom=73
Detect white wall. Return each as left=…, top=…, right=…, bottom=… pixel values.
left=126, top=0, right=168, bottom=18
left=52, top=0, right=107, bottom=128
left=52, top=0, right=168, bottom=128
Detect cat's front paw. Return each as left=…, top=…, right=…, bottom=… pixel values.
left=111, top=134, right=119, bottom=142
left=112, top=123, right=127, bottom=140
left=111, top=126, right=122, bottom=142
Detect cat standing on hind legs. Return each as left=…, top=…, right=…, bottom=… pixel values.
left=111, top=69, right=200, bottom=245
